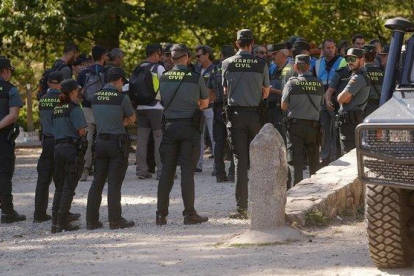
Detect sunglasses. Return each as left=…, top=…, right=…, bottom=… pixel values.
left=345, top=56, right=357, bottom=63
left=196, top=54, right=204, bottom=58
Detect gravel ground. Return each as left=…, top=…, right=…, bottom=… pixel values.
left=0, top=148, right=413, bottom=275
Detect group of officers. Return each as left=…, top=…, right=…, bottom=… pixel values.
left=0, top=28, right=386, bottom=230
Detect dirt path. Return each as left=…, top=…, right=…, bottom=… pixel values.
left=0, top=148, right=412, bottom=275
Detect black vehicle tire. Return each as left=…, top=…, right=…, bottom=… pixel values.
left=365, top=185, right=414, bottom=268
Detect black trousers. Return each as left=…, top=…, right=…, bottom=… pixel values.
left=0, top=136, right=16, bottom=214
left=339, top=120, right=359, bottom=155
left=228, top=110, right=261, bottom=210
left=52, top=143, right=80, bottom=215
left=157, top=121, right=200, bottom=216
left=86, top=138, right=128, bottom=223
left=213, top=106, right=235, bottom=178
left=267, top=105, right=285, bottom=140
left=286, top=121, right=320, bottom=187
left=34, top=137, right=55, bottom=215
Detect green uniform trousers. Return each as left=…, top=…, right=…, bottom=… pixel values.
left=286, top=120, right=320, bottom=188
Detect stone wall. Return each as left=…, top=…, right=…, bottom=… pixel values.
left=285, top=149, right=364, bottom=227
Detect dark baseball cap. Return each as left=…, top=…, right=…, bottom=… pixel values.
left=0, top=57, right=15, bottom=71
left=295, top=54, right=311, bottom=65
left=292, top=39, right=310, bottom=51
left=379, top=44, right=390, bottom=55
left=221, top=45, right=235, bottom=56
left=61, top=79, right=78, bottom=93
left=362, top=44, right=376, bottom=54
left=107, top=67, right=127, bottom=82
left=171, top=44, right=191, bottom=59
left=237, top=29, right=253, bottom=40
left=48, top=71, right=64, bottom=84
left=345, top=48, right=364, bottom=58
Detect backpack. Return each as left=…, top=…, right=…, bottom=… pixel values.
left=37, top=60, right=67, bottom=100
left=128, top=63, right=159, bottom=106
left=83, top=70, right=106, bottom=102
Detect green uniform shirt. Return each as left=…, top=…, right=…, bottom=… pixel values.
left=282, top=73, right=323, bottom=121
left=365, top=63, right=384, bottom=100
left=222, top=50, right=270, bottom=107
left=0, top=77, right=23, bottom=125
left=280, top=61, right=295, bottom=91
left=160, top=65, right=208, bottom=119
left=92, top=84, right=135, bottom=135
left=339, top=68, right=371, bottom=112
left=52, top=102, right=87, bottom=140
left=39, top=89, right=60, bottom=136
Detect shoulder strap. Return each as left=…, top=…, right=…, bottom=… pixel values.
left=305, top=89, right=320, bottom=113
left=163, top=71, right=187, bottom=111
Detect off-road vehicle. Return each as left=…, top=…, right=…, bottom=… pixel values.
left=356, top=17, right=414, bottom=268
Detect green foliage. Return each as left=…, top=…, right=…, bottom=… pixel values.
left=1, top=0, right=413, bottom=129
left=305, top=209, right=330, bottom=227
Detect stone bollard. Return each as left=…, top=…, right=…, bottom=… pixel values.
left=227, top=124, right=303, bottom=245
left=249, top=123, right=287, bottom=230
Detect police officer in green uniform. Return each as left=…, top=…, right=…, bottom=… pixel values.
left=362, top=44, right=384, bottom=118
left=337, top=48, right=371, bottom=154
left=156, top=44, right=209, bottom=226
left=34, top=72, right=63, bottom=222
left=207, top=45, right=235, bottom=183
left=281, top=55, right=324, bottom=187
left=268, top=43, right=289, bottom=137
left=222, top=29, right=270, bottom=219
left=86, top=67, right=136, bottom=230
left=52, top=79, right=87, bottom=232
left=281, top=39, right=311, bottom=90
left=0, top=57, right=26, bottom=224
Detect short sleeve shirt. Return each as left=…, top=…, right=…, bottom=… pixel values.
left=268, top=62, right=287, bottom=102
left=282, top=73, right=323, bottom=121
left=365, top=63, right=384, bottom=100
left=52, top=102, right=87, bottom=140
left=0, top=78, right=23, bottom=125
left=39, top=89, right=61, bottom=136
left=339, top=69, right=371, bottom=112
left=160, top=65, right=208, bottom=119
left=222, top=50, right=270, bottom=107
left=92, top=84, right=135, bottom=135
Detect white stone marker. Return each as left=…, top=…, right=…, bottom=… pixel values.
left=227, top=123, right=303, bottom=245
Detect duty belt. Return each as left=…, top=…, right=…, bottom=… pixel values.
left=230, top=106, right=259, bottom=112
left=0, top=126, right=13, bottom=135
left=98, top=133, right=128, bottom=141
left=55, top=137, right=80, bottom=145
left=291, top=118, right=319, bottom=127
left=42, top=135, right=54, bottom=140
left=368, top=99, right=380, bottom=105
left=165, top=117, right=192, bottom=122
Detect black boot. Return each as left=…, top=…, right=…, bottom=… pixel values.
left=109, top=217, right=135, bottom=230
left=183, top=213, right=208, bottom=225
left=68, top=212, right=81, bottom=222
left=156, top=212, right=167, bottom=226
left=33, top=212, right=52, bottom=223
left=56, top=212, right=80, bottom=232
left=87, top=221, right=103, bottom=230
left=51, top=212, right=58, bottom=233
left=1, top=210, right=26, bottom=224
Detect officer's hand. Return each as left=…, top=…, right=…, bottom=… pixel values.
left=326, top=101, right=334, bottom=111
